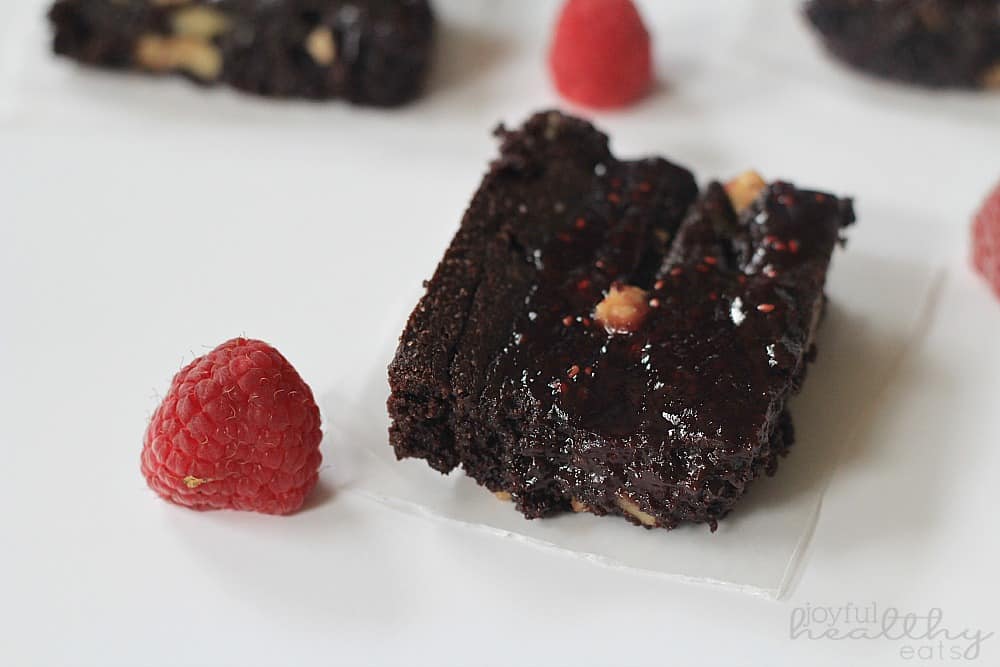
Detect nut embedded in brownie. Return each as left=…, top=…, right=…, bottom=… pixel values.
left=48, top=0, right=435, bottom=106
left=804, top=0, right=1000, bottom=89
left=387, top=111, right=855, bottom=530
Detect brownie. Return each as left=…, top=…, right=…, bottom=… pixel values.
left=48, top=0, right=435, bottom=106
left=388, top=111, right=855, bottom=530
left=804, top=0, right=1000, bottom=89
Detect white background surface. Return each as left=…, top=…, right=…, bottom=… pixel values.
left=1, top=1, right=999, bottom=665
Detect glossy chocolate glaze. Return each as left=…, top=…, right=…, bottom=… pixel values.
left=389, top=111, right=855, bottom=529
left=488, top=179, right=852, bottom=526
left=501, top=182, right=850, bottom=445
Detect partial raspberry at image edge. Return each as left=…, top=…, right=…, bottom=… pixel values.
left=141, top=337, right=323, bottom=515
left=972, top=180, right=1000, bottom=299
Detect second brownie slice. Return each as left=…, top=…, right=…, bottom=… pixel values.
left=388, top=111, right=854, bottom=530
left=48, top=0, right=435, bottom=106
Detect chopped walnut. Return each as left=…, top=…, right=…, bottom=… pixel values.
left=617, top=495, right=657, bottom=527
left=982, top=63, right=1000, bottom=89
left=725, top=170, right=767, bottom=213
left=135, top=35, right=223, bottom=80
left=494, top=491, right=512, bottom=502
left=171, top=6, right=231, bottom=40
left=570, top=498, right=589, bottom=513
left=593, top=284, right=650, bottom=334
left=306, top=27, right=337, bottom=66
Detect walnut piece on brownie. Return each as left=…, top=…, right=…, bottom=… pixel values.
left=725, top=170, right=767, bottom=213
left=594, top=285, right=650, bottom=334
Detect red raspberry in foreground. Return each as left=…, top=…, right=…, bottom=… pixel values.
left=972, top=180, right=1000, bottom=299
left=141, top=338, right=322, bottom=515
left=549, top=0, right=653, bottom=109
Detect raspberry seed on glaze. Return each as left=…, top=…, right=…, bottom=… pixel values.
left=141, top=337, right=323, bottom=515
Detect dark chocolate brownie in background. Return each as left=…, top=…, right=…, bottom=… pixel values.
left=804, top=0, right=1000, bottom=89
left=388, top=111, right=855, bottom=531
left=48, top=0, right=435, bottom=106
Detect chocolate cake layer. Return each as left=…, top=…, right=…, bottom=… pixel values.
left=48, top=0, right=435, bottom=106
left=388, top=111, right=855, bottom=530
left=804, top=0, right=1000, bottom=89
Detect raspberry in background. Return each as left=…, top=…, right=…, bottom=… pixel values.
left=972, top=180, right=1000, bottom=299
left=549, top=0, right=653, bottom=109
left=141, top=338, right=323, bottom=515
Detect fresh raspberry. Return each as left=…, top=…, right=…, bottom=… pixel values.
left=972, top=179, right=1000, bottom=299
left=548, top=0, right=653, bottom=109
left=141, top=338, right=323, bottom=515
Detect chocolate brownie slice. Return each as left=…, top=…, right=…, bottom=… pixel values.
left=804, top=0, right=1000, bottom=89
left=388, top=111, right=855, bottom=530
left=48, top=0, right=435, bottom=106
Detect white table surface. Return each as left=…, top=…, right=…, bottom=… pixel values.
left=2, top=1, right=998, bottom=665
